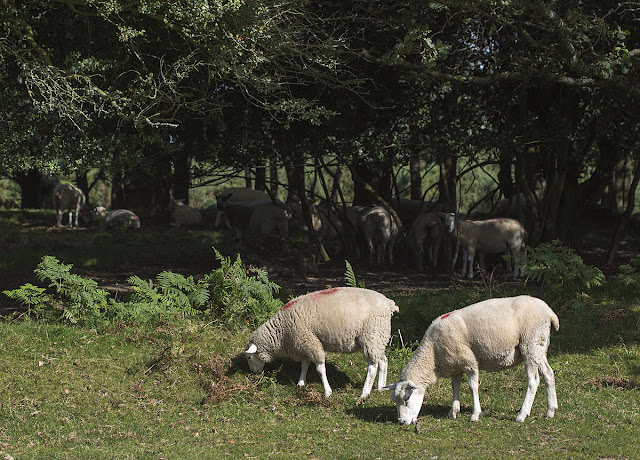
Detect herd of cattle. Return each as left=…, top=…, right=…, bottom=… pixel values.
left=52, top=183, right=531, bottom=277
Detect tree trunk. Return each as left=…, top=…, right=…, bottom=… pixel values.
left=410, top=151, right=422, bottom=200
left=607, top=158, right=640, bottom=265
left=351, top=155, right=392, bottom=206
left=112, top=151, right=172, bottom=216
left=15, top=169, right=45, bottom=209
left=255, top=163, right=266, bottom=191
left=269, top=155, right=279, bottom=197
left=173, top=150, right=192, bottom=203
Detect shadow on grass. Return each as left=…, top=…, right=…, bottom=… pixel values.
left=227, top=352, right=353, bottom=392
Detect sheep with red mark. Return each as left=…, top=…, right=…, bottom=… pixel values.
left=245, top=287, right=399, bottom=398
left=95, top=206, right=141, bottom=229
left=440, top=213, right=525, bottom=280
left=384, top=295, right=559, bottom=424
left=52, top=183, right=92, bottom=228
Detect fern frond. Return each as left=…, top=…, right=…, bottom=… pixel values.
left=344, top=260, right=357, bottom=288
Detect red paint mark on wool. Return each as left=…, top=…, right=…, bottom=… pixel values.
left=440, top=313, right=451, bottom=320
left=311, top=287, right=341, bottom=302
left=282, top=298, right=299, bottom=311
left=282, top=287, right=342, bottom=311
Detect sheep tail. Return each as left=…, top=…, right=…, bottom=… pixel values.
left=550, top=311, right=560, bottom=331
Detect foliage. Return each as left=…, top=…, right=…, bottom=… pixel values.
left=32, top=255, right=109, bottom=325
left=109, top=272, right=208, bottom=324
left=513, top=240, right=605, bottom=300
left=205, top=248, right=282, bottom=331
left=344, top=259, right=359, bottom=288
left=618, top=255, right=640, bottom=288
left=3, top=249, right=283, bottom=329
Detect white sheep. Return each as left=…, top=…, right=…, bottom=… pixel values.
left=360, top=206, right=400, bottom=264
left=169, top=199, right=202, bottom=226
left=407, top=211, right=444, bottom=271
left=214, top=187, right=270, bottom=226
left=245, top=287, right=399, bottom=398
left=52, top=183, right=91, bottom=228
left=249, top=203, right=289, bottom=237
left=217, top=194, right=288, bottom=240
left=384, top=295, right=559, bottom=424
left=440, top=213, right=525, bottom=280
left=391, top=197, right=443, bottom=227
left=95, top=206, right=141, bottom=229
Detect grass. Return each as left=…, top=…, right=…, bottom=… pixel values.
left=1, top=291, right=640, bottom=459
left=0, top=209, right=225, bottom=272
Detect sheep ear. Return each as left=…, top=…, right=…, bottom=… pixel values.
left=405, top=380, right=419, bottom=391
left=381, top=383, right=397, bottom=391
left=245, top=343, right=257, bottom=354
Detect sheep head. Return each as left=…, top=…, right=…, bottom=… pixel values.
left=245, top=342, right=266, bottom=373
left=383, top=380, right=425, bottom=425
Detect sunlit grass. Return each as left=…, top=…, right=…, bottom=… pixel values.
left=1, top=289, right=640, bottom=458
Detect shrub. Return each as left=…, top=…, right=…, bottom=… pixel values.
left=205, top=248, right=282, bottom=331
left=4, top=255, right=109, bottom=325
left=511, top=240, right=605, bottom=300
left=4, top=249, right=283, bottom=330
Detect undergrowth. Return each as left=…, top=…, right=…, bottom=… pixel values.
left=4, top=248, right=283, bottom=330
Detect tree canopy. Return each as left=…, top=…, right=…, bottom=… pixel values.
left=1, top=0, right=639, bottom=242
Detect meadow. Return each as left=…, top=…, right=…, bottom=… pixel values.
left=1, top=209, right=640, bottom=458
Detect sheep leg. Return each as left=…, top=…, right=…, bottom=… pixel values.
left=467, top=370, right=481, bottom=422
left=433, top=239, right=441, bottom=268
left=67, top=210, right=74, bottom=228
left=297, top=360, right=310, bottom=387
left=315, top=362, right=332, bottom=397
left=461, top=249, right=469, bottom=278
left=416, top=242, right=425, bottom=271
left=466, top=249, right=476, bottom=279
left=376, top=356, right=388, bottom=390
left=539, top=357, right=558, bottom=418
left=448, top=374, right=462, bottom=419
left=360, top=360, right=379, bottom=398
left=516, top=361, right=540, bottom=422
left=56, top=210, right=63, bottom=227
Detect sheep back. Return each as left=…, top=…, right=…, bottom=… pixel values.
left=107, top=209, right=141, bottom=228
left=459, top=218, right=525, bottom=253
left=250, top=287, right=398, bottom=364
left=171, top=203, right=202, bottom=226
left=249, top=205, right=289, bottom=236
left=403, top=295, right=558, bottom=383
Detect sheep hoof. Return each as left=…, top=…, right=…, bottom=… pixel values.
left=546, top=410, right=555, bottom=418
left=469, top=414, right=480, bottom=422
left=515, top=414, right=526, bottom=423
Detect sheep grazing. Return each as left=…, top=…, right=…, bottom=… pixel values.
left=95, top=206, right=141, bottom=229
left=214, top=187, right=270, bottom=227
left=216, top=193, right=288, bottom=240
left=384, top=295, right=559, bottom=424
left=407, top=211, right=444, bottom=271
left=52, top=183, right=91, bottom=228
left=360, top=206, right=400, bottom=264
left=169, top=199, right=202, bottom=226
left=245, top=287, right=399, bottom=398
left=440, top=213, right=525, bottom=280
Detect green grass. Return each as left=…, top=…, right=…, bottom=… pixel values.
left=2, top=292, right=640, bottom=459
left=0, top=209, right=226, bottom=272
